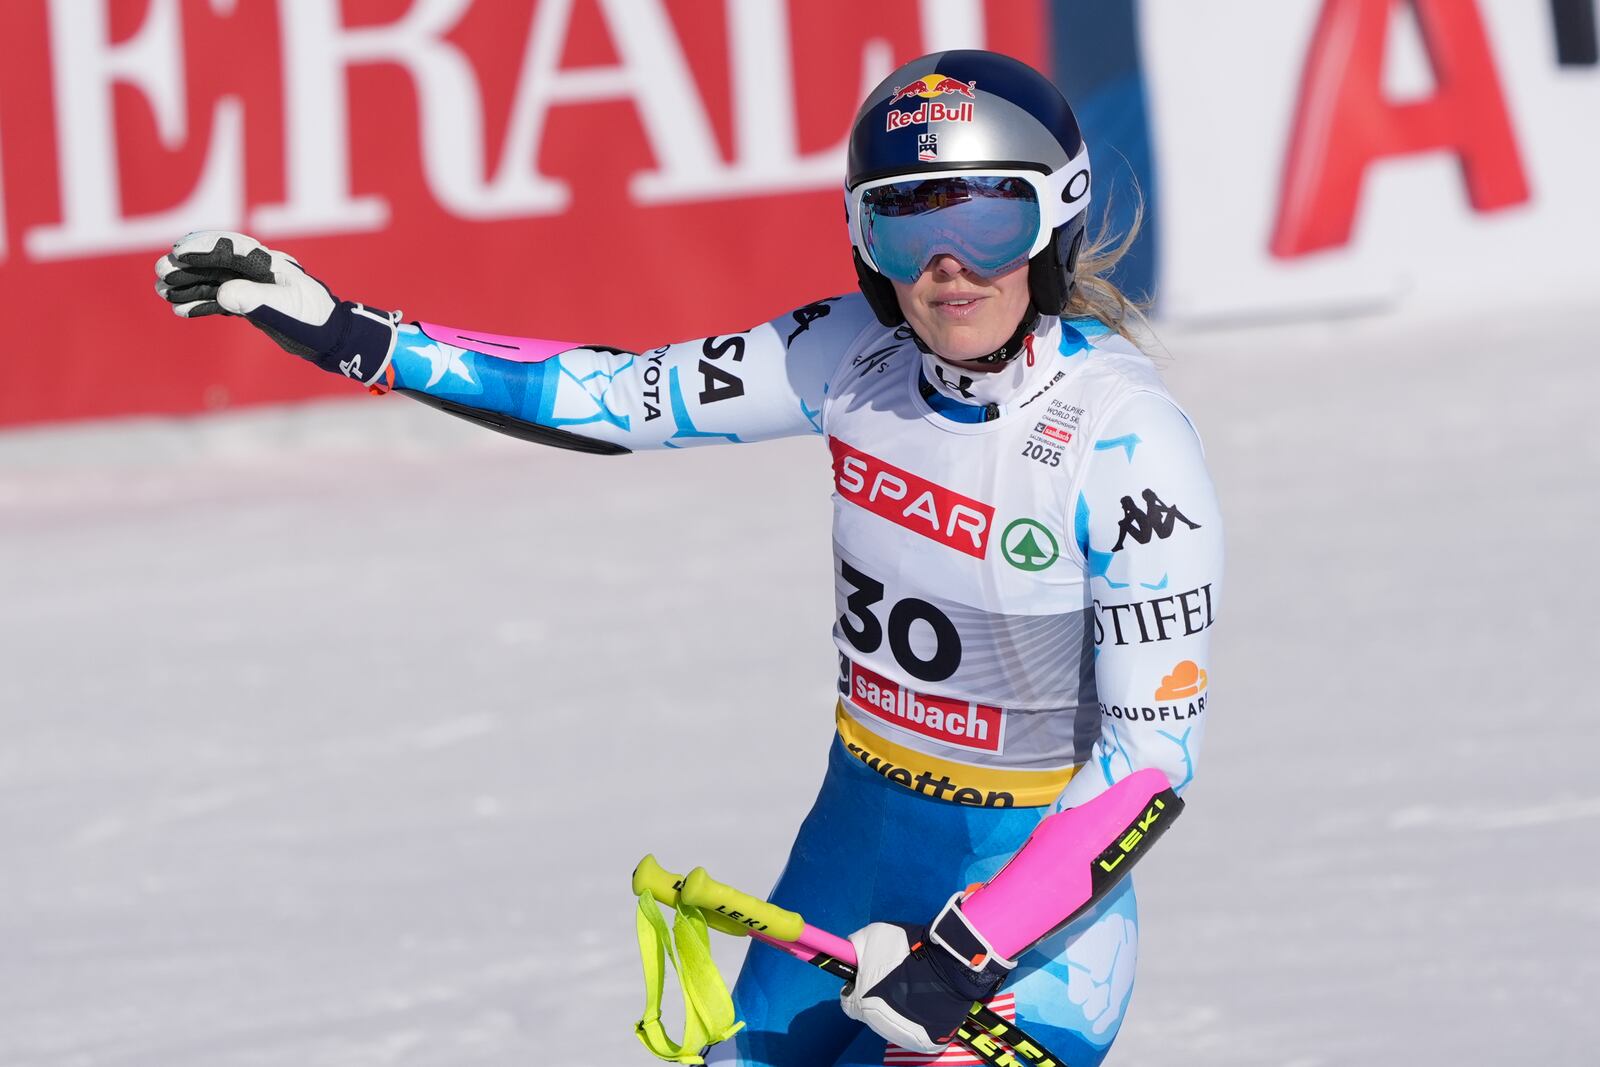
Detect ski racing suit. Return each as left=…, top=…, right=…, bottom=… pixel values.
left=375, top=293, right=1223, bottom=1066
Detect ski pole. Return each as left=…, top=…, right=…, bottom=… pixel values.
left=632, top=856, right=1069, bottom=1067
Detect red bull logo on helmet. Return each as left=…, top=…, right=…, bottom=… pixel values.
left=885, top=73, right=977, bottom=132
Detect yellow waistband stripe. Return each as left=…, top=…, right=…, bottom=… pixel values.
left=834, top=703, right=1077, bottom=809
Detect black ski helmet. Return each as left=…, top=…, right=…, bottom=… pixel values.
left=845, top=50, right=1092, bottom=333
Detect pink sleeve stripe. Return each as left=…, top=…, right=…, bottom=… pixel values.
left=416, top=321, right=579, bottom=363
left=961, top=768, right=1169, bottom=960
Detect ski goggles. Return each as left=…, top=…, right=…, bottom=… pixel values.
left=847, top=160, right=1089, bottom=284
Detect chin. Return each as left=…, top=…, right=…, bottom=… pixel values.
left=922, top=323, right=1011, bottom=365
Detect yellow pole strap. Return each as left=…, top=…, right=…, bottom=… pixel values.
left=633, top=888, right=744, bottom=1064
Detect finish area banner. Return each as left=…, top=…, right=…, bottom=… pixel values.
left=5, top=1, right=1596, bottom=427
left=0, top=1, right=1047, bottom=426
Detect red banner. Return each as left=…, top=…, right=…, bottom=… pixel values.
left=0, top=0, right=1045, bottom=427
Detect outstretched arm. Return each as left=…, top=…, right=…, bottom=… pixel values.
left=382, top=307, right=849, bottom=454
left=155, top=231, right=872, bottom=453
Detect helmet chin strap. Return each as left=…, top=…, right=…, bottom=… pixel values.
left=903, top=309, right=1040, bottom=367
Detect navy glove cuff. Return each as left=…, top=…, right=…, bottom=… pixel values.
left=251, top=300, right=398, bottom=387
left=923, top=909, right=1010, bottom=1004
left=317, top=302, right=399, bottom=386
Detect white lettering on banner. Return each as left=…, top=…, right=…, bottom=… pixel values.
left=675, top=0, right=889, bottom=201
left=496, top=0, right=720, bottom=213
left=14, top=0, right=995, bottom=261
left=645, top=0, right=985, bottom=202
left=26, top=0, right=245, bottom=261
left=253, top=0, right=480, bottom=235
left=501, top=0, right=898, bottom=208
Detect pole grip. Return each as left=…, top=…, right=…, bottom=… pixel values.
left=632, top=854, right=755, bottom=939
left=681, top=867, right=806, bottom=943
left=631, top=854, right=684, bottom=902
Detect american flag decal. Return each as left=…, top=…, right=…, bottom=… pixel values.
left=918, top=133, right=939, bottom=161
left=882, top=994, right=1017, bottom=1066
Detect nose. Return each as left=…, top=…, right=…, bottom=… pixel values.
left=926, top=253, right=969, bottom=280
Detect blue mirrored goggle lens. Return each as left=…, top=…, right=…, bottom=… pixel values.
left=861, top=176, right=1041, bottom=283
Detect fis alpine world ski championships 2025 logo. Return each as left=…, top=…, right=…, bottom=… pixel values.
left=885, top=73, right=977, bottom=131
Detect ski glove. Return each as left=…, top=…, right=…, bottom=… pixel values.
left=840, top=892, right=1015, bottom=1055
left=154, top=231, right=399, bottom=389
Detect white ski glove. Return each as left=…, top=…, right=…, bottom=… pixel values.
left=154, top=231, right=398, bottom=388
left=840, top=892, right=1015, bottom=1055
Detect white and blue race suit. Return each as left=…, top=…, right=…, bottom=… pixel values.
left=377, top=293, right=1224, bottom=1066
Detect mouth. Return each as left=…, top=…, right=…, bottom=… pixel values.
left=929, top=292, right=989, bottom=319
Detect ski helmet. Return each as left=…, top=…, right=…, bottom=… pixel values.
left=845, top=50, right=1092, bottom=340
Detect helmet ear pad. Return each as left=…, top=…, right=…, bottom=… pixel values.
left=1028, top=215, right=1086, bottom=318
left=853, top=246, right=906, bottom=327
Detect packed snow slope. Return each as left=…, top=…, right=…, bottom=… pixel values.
left=2, top=309, right=1593, bottom=1066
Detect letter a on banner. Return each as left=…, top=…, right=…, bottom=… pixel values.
left=1271, top=0, right=1530, bottom=257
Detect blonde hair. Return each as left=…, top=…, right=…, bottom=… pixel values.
left=1061, top=193, right=1154, bottom=352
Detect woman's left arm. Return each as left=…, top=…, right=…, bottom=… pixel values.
left=1052, top=390, right=1225, bottom=809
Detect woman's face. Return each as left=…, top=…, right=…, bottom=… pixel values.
left=891, top=255, right=1032, bottom=368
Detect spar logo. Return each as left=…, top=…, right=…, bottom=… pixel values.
left=1000, top=518, right=1059, bottom=572
left=885, top=72, right=978, bottom=131
left=830, top=437, right=994, bottom=558
left=847, top=659, right=1003, bottom=753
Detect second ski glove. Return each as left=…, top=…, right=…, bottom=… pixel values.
left=840, top=892, right=1015, bottom=1055
left=154, top=230, right=398, bottom=389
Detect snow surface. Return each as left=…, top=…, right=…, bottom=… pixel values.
left=2, top=311, right=1595, bottom=1066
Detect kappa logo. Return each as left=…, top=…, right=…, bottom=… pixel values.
left=1000, top=518, right=1059, bottom=571
left=830, top=437, right=994, bottom=558
left=1113, top=489, right=1201, bottom=551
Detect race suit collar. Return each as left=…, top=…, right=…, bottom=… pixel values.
left=918, top=317, right=1069, bottom=418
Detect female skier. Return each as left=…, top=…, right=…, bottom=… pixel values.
left=155, top=49, right=1223, bottom=1067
